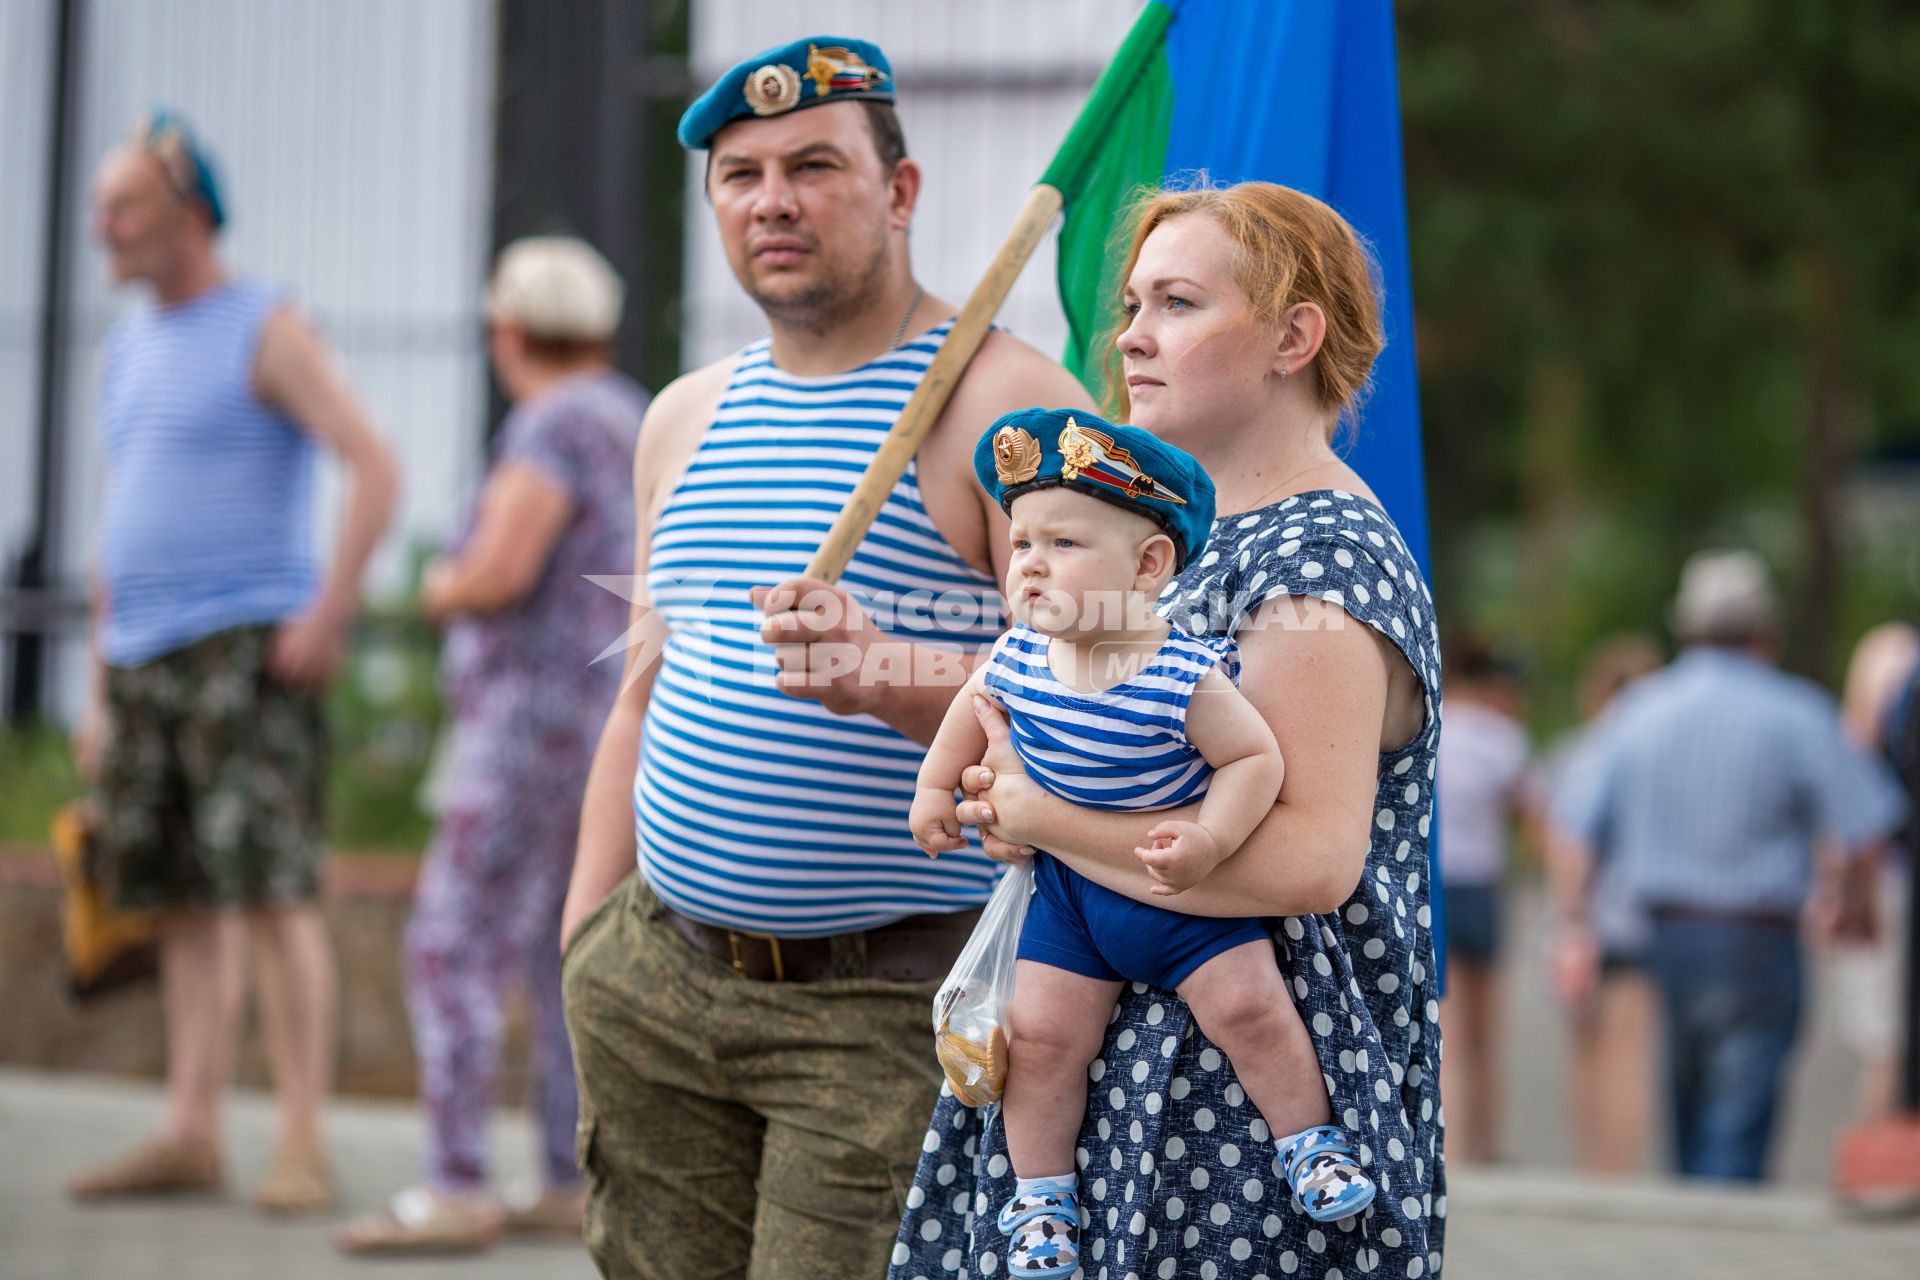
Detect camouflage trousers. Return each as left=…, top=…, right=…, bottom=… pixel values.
left=562, top=876, right=945, bottom=1280
left=97, top=624, right=327, bottom=909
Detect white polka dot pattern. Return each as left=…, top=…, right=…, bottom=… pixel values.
left=888, top=491, right=1446, bottom=1279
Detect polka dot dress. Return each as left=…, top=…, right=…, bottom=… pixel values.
left=890, top=492, right=1446, bottom=1280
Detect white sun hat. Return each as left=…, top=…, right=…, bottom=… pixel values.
left=486, top=236, right=625, bottom=341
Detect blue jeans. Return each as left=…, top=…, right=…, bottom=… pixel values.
left=1647, top=914, right=1802, bottom=1181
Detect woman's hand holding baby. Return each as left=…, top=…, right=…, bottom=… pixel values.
left=1135, top=821, right=1227, bottom=896
left=956, top=697, right=1039, bottom=864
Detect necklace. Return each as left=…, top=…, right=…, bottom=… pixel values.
left=1238, top=456, right=1340, bottom=512
left=889, top=282, right=925, bottom=351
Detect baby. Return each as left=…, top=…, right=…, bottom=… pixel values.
left=910, top=408, right=1375, bottom=1275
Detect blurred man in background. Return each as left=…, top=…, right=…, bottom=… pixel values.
left=1555, top=550, right=1906, bottom=1181
left=338, top=237, right=645, bottom=1254
left=67, top=109, right=399, bottom=1214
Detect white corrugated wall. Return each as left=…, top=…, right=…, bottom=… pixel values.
left=2, top=0, right=498, bottom=719
left=684, top=0, right=1145, bottom=368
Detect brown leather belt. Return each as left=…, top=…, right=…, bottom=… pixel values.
left=1650, top=904, right=1799, bottom=932
left=659, top=901, right=980, bottom=983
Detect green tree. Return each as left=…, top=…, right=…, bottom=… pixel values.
left=1396, top=0, right=1920, bottom=710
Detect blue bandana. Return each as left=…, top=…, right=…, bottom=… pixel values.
left=131, top=107, right=227, bottom=230
left=974, top=408, right=1218, bottom=570
left=678, top=36, right=894, bottom=151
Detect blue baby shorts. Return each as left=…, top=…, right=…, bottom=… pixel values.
left=1017, top=851, right=1274, bottom=990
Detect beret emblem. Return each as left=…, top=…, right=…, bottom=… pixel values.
left=993, top=425, right=1042, bottom=486
left=744, top=63, right=802, bottom=116
left=1060, top=417, right=1185, bottom=505
left=806, top=43, right=889, bottom=97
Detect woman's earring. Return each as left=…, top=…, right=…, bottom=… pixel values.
left=1279, top=365, right=1290, bottom=381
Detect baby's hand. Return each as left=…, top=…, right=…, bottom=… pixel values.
left=1134, top=821, right=1225, bottom=896
left=911, top=786, right=968, bottom=857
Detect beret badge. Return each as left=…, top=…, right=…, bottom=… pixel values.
left=1060, top=418, right=1185, bottom=504
left=744, top=63, right=802, bottom=116
left=806, top=43, right=889, bottom=97
left=993, top=425, right=1042, bottom=486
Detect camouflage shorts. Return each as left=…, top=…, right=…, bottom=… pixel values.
left=562, top=876, right=946, bottom=1280
left=97, top=625, right=328, bottom=910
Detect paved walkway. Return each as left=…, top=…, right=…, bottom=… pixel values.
left=0, top=1071, right=595, bottom=1280
left=5, top=1070, right=1918, bottom=1279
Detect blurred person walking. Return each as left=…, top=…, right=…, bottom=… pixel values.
left=1832, top=621, right=1919, bottom=1121
left=1556, top=551, right=1906, bottom=1181
left=1435, top=638, right=1533, bottom=1164
left=336, top=238, right=645, bottom=1254
left=1542, top=634, right=1665, bottom=1174
left=557, top=36, right=1089, bottom=1279
left=66, top=110, right=400, bottom=1213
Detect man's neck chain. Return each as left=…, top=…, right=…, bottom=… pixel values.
left=889, top=283, right=925, bottom=351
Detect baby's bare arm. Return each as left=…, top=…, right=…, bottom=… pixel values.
left=912, top=668, right=996, bottom=855
left=917, top=667, right=994, bottom=793
left=1180, top=666, right=1286, bottom=858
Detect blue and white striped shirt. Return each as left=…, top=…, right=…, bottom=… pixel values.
left=633, top=323, right=1006, bottom=935
left=96, top=280, right=316, bottom=667
left=1554, top=648, right=1907, bottom=914
left=980, top=622, right=1239, bottom=811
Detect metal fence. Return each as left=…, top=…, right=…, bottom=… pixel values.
left=2, top=0, right=498, bottom=721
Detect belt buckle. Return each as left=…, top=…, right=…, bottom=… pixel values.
left=726, top=930, right=785, bottom=981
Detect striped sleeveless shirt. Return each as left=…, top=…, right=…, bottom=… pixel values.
left=96, top=279, right=316, bottom=667
left=635, top=322, right=1005, bottom=936
left=980, top=621, right=1240, bottom=811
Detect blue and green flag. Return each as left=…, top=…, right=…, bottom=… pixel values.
left=1048, top=0, right=1430, bottom=576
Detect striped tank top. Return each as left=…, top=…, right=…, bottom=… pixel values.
left=96, top=279, right=316, bottom=667
left=980, top=622, right=1240, bottom=811
left=634, top=322, right=1005, bottom=936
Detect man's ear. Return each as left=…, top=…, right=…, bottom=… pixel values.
left=889, top=156, right=923, bottom=231
left=1137, top=531, right=1178, bottom=589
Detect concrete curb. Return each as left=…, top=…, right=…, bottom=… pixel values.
left=1448, top=1167, right=1842, bottom=1232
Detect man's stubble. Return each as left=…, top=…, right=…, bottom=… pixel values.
left=743, top=225, right=895, bottom=338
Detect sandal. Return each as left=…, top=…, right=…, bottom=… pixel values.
left=1279, top=1125, right=1377, bottom=1223
left=67, top=1135, right=224, bottom=1201
left=996, top=1182, right=1081, bottom=1274
left=333, top=1187, right=505, bottom=1255
left=253, top=1143, right=335, bottom=1215
left=501, top=1184, right=586, bottom=1238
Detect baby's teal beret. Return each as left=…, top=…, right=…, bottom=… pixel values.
left=975, top=408, right=1218, bottom=571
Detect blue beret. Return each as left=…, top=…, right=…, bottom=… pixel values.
left=974, top=408, right=1217, bottom=571
left=131, top=107, right=227, bottom=230
left=679, top=36, right=895, bottom=151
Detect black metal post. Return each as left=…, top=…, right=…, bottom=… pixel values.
left=7, top=0, right=86, bottom=725
left=489, top=0, right=690, bottom=439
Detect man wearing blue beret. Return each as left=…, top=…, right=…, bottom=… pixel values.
left=559, top=34, right=1090, bottom=1279
left=65, top=109, right=400, bottom=1215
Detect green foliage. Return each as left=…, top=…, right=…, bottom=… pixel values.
left=0, top=726, right=79, bottom=847
left=1396, top=0, right=1920, bottom=720
left=324, top=616, right=443, bottom=854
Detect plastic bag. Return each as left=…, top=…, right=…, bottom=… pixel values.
left=932, top=858, right=1034, bottom=1107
